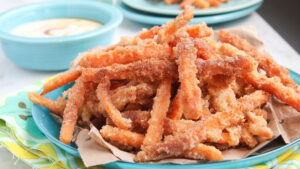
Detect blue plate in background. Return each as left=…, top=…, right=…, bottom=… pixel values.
left=32, top=69, right=300, bottom=169
left=123, top=0, right=262, bottom=16
left=120, top=2, right=262, bottom=25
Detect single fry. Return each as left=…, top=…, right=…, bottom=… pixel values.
left=82, top=58, right=178, bottom=83
left=96, top=77, right=132, bottom=129
left=78, top=43, right=172, bottom=68
left=157, top=6, right=194, bottom=43
left=28, top=92, right=65, bottom=115
left=183, top=143, right=223, bottom=161
left=168, top=92, right=184, bottom=120
left=175, top=37, right=210, bottom=120
left=185, top=23, right=213, bottom=39
left=163, top=118, right=196, bottom=135
left=246, top=111, right=273, bottom=139
left=41, top=69, right=81, bottom=95
left=100, top=125, right=144, bottom=149
left=60, top=78, right=86, bottom=144
left=143, top=78, right=172, bottom=146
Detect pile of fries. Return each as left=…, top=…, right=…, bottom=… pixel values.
left=165, top=0, right=229, bottom=9
left=29, top=7, right=300, bottom=162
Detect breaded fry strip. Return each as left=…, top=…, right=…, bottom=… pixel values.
left=143, top=78, right=172, bottom=146
left=157, top=6, right=194, bottom=43
left=135, top=107, right=244, bottom=162
left=242, top=64, right=300, bottom=112
left=41, top=69, right=81, bottom=95
left=60, top=78, right=86, bottom=144
left=96, top=77, right=131, bottom=129
left=237, top=90, right=270, bottom=113
left=246, top=111, right=273, bottom=139
left=196, top=55, right=253, bottom=79
left=163, top=118, right=196, bottom=135
left=219, top=30, right=299, bottom=92
left=193, top=0, right=210, bottom=9
left=253, top=109, right=268, bottom=120
left=175, top=38, right=210, bottom=120
left=100, top=125, right=144, bottom=149
left=137, top=26, right=162, bottom=40
left=82, top=58, right=178, bottom=83
left=240, top=126, right=258, bottom=148
left=28, top=92, right=66, bottom=115
left=208, top=84, right=236, bottom=112
left=110, top=82, right=155, bottom=111
left=182, top=143, right=223, bottom=160
left=106, top=110, right=151, bottom=133
left=217, top=126, right=241, bottom=146
left=184, top=23, right=213, bottom=39
left=78, top=43, right=172, bottom=68
left=193, top=38, right=220, bottom=60
left=168, top=92, right=183, bottom=120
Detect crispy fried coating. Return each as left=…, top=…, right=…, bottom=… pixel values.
left=163, top=118, right=196, bottom=135
left=246, top=111, right=273, bottom=139
left=143, top=78, right=172, bottom=146
left=240, top=125, right=258, bottom=148
left=241, top=61, right=300, bottom=112
left=28, top=92, right=66, bottom=115
left=82, top=58, right=178, bottom=83
left=175, top=37, right=210, bottom=120
left=41, top=69, right=82, bottom=95
left=100, top=125, right=144, bottom=149
left=29, top=7, right=296, bottom=163
left=237, top=90, right=270, bottom=113
left=184, top=23, right=213, bottom=39
left=157, top=6, right=194, bottom=43
left=78, top=43, right=172, bottom=68
left=168, top=92, right=184, bottom=120
left=219, top=30, right=299, bottom=92
left=96, top=77, right=132, bottom=129
left=135, top=107, right=244, bottom=162
left=60, top=78, right=86, bottom=144
left=182, top=143, right=223, bottom=160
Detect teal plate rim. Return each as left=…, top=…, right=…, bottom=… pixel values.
left=32, top=69, right=300, bottom=169
left=120, top=2, right=262, bottom=25
left=122, top=0, right=263, bottom=16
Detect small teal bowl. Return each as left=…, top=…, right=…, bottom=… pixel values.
left=0, top=0, right=123, bottom=71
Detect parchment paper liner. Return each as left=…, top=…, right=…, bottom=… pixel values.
left=73, top=26, right=300, bottom=167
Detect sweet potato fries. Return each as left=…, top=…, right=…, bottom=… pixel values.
left=29, top=7, right=300, bottom=162
left=164, top=0, right=229, bottom=9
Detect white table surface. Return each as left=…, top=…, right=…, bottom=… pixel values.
left=0, top=0, right=299, bottom=168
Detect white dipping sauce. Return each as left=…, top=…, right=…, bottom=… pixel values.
left=11, top=18, right=103, bottom=38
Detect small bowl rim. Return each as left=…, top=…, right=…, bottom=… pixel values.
left=0, top=0, right=123, bottom=44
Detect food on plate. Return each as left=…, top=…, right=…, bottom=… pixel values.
left=164, top=0, right=229, bottom=9
left=11, top=18, right=102, bottom=38
left=29, top=6, right=300, bottom=162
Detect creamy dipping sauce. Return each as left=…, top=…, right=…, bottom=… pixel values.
left=11, top=18, right=103, bottom=38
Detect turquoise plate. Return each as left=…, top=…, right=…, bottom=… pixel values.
left=32, top=69, right=300, bottom=168
left=120, top=2, right=262, bottom=25
left=123, top=0, right=262, bottom=16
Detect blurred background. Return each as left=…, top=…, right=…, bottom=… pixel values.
left=257, top=0, right=299, bottom=53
